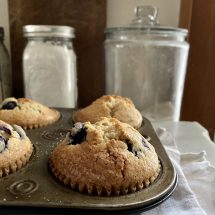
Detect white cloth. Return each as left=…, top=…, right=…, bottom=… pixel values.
left=142, top=128, right=215, bottom=215
left=181, top=152, right=215, bottom=215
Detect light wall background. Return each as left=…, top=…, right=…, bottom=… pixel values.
left=0, top=0, right=10, bottom=52
left=0, top=0, right=181, bottom=52
left=107, top=0, right=181, bottom=27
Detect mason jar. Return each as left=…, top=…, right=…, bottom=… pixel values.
left=104, top=6, right=189, bottom=121
left=0, top=26, right=12, bottom=101
left=23, top=25, right=77, bottom=108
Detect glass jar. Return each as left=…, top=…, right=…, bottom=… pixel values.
left=23, top=25, right=77, bottom=108
left=0, top=27, right=12, bottom=101
left=104, top=6, right=189, bottom=121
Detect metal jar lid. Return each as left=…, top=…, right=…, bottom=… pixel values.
left=0, top=27, right=4, bottom=40
left=105, top=5, right=188, bottom=37
left=23, top=25, right=75, bottom=38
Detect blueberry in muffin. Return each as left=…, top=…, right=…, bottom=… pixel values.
left=0, top=97, right=60, bottom=129
left=0, top=120, right=33, bottom=177
left=49, top=117, right=160, bottom=196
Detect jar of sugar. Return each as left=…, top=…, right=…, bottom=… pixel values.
left=22, top=25, right=77, bottom=108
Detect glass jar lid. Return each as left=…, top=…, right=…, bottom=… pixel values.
left=105, top=5, right=188, bottom=37
left=0, top=27, right=4, bottom=40
left=23, top=25, right=75, bottom=38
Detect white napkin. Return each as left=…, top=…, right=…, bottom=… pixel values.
left=181, top=152, right=215, bottom=215
left=142, top=127, right=215, bottom=215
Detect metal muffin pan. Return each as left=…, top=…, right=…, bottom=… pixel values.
left=0, top=108, right=177, bottom=214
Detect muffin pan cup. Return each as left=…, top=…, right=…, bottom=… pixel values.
left=0, top=108, right=177, bottom=214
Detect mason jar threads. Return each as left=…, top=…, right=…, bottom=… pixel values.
left=0, top=26, right=12, bottom=101
left=23, top=25, right=77, bottom=108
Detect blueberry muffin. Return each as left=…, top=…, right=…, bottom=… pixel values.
left=0, top=97, right=60, bottom=129
left=0, top=120, right=33, bottom=177
left=73, top=95, right=143, bottom=129
left=49, top=117, right=160, bottom=196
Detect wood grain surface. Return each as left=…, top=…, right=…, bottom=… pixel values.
left=8, top=0, right=106, bottom=107
left=180, top=0, right=215, bottom=138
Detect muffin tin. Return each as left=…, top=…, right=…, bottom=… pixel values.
left=0, top=108, right=177, bottom=214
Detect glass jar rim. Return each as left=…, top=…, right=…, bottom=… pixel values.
left=105, top=26, right=188, bottom=37
left=105, top=5, right=188, bottom=38
left=23, top=25, right=75, bottom=39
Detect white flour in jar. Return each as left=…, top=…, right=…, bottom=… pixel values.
left=23, top=40, right=77, bottom=108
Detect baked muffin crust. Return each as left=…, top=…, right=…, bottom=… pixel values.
left=74, top=95, right=143, bottom=129
left=0, top=97, right=60, bottom=129
left=0, top=120, right=33, bottom=177
left=49, top=117, right=160, bottom=196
